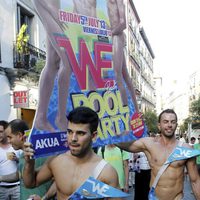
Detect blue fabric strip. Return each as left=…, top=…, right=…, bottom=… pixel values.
left=69, top=176, right=130, bottom=199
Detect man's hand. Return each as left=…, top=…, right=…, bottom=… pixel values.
left=123, top=183, right=129, bottom=193
left=7, top=152, right=18, bottom=162
left=23, top=142, right=35, bottom=162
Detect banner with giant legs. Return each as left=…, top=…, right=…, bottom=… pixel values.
left=29, top=0, right=147, bottom=158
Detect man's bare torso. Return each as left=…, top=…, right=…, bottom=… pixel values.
left=48, top=152, right=105, bottom=200
left=143, top=137, right=187, bottom=200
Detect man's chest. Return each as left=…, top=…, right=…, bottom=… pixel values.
left=56, top=171, right=99, bottom=199
left=53, top=163, right=100, bottom=196
left=148, top=143, right=186, bottom=167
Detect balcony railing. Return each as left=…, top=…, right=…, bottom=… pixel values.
left=13, top=42, right=46, bottom=72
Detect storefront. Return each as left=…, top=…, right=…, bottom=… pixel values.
left=12, top=82, right=38, bottom=128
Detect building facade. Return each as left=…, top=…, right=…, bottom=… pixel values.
left=126, top=0, right=156, bottom=113
left=0, top=0, right=46, bottom=127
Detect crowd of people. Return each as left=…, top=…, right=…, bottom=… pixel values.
left=1, top=107, right=200, bottom=200
left=0, top=119, right=56, bottom=200
left=1, top=0, right=200, bottom=199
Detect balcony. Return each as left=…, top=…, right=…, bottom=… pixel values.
left=13, top=42, right=46, bottom=73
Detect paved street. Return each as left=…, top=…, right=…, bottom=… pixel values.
left=126, top=175, right=196, bottom=200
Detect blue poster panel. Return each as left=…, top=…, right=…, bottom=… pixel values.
left=30, top=0, right=147, bottom=158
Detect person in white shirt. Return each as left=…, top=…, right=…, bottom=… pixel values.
left=0, top=120, right=21, bottom=200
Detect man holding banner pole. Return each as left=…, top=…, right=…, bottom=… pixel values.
left=117, top=109, right=200, bottom=200
left=23, top=107, right=129, bottom=200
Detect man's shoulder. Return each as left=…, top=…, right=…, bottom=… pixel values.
left=47, top=153, right=67, bottom=167
left=96, top=158, right=115, bottom=174
left=140, top=136, right=156, bottom=145
left=98, top=160, right=119, bottom=183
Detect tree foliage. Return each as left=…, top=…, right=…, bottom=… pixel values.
left=179, top=117, right=191, bottom=133
left=180, top=96, right=200, bottom=132
left=35, top=59, right=45, bottom=73
left=190, top=96, right=200, bottom=129
left=143, top=110, right=158, bottom=134
left=190, top=96, right=200, bottom=117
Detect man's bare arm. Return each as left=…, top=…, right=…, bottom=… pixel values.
left=123, top=159, right=129, bottom=192
left=42, top=181, right=57, bottom=199
left=116, top=138, right=147, bottom=153
left=23, top=154, right=37, bottom=188
left=23, top=142, right=53, bottom=188
left=186, top=158, right=200, bottom=199
left=102, top=164, right=122, bottom=200
left=0, top=171, right=19, bottom=182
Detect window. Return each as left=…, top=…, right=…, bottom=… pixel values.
left=16, top=4, right=34, bottom=38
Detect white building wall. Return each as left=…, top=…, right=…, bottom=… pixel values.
left=0, top=0, right=45, bottom=121
left=0, top=0, right=16, bottom=120
left=0, top=73, right=11, bottom=121
left=0, top=0, right=15, bottom=68
left=164, top=80, right=189, bottom=125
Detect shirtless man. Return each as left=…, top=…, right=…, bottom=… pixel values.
left=23, top=107, right=121, bottom=200
left=32, top=0, right=97, bottom=132
left=106, top=0, right=139, bottom=112
left=117, top=109, right=200, bottom=200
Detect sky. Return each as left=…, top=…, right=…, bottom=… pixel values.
left=133, top=0, right=200, bottom=94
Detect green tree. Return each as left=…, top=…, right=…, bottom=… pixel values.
left=190, top=96, right=200, bottom=129
left=143, top=110, right=158, bottom=134
left=180, top=96, right=200, bottom=132
left=190, top=96, right=200, bottom=117
left=35, top=59, right=45, bottom=73
left=179, top=117, right=191, bottom=133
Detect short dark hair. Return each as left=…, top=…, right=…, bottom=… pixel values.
left=8, top=119, right=29, bottom=135
left=0, top=120, right=8, bottom=130
left=158, top=109, right=177, bottom=123
left=67, top=107, right=99, bottom=133
left=191, top=137, right=196, bottom=141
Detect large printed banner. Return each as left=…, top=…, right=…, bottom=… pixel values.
left=30, top=0, right=147, bottom=158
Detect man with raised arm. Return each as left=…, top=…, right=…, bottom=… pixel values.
left=117, top=109, right=200, bottom=200
left=23, top=107, right=122, bottom=200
